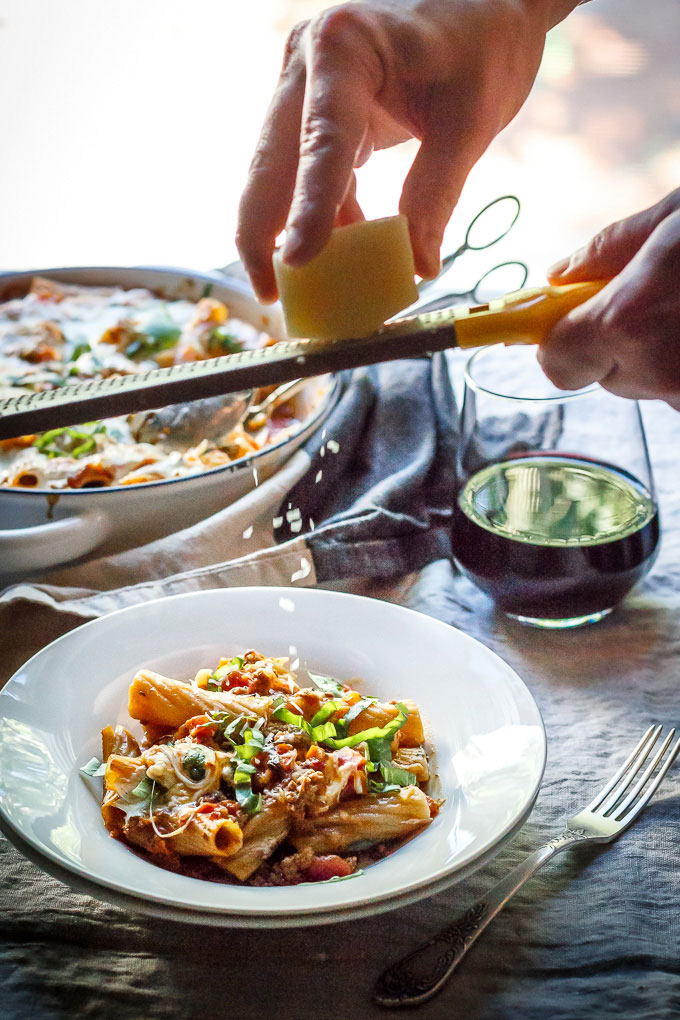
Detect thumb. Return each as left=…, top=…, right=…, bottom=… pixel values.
left=548, top=188, right=680, bottom=283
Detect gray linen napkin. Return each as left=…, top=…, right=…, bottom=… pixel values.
left=1, top=383, right=679, bottom=1020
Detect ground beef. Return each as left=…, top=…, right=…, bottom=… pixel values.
left=248, top=848, right=358, bottom=886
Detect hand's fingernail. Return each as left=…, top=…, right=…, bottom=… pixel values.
left=417, top=241, right=442, bottom=281
left=281, top=229, right=305, bottom=266
left=547, top=257, right=570, bottom=278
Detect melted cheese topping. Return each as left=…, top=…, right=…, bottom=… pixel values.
left=0, top=277, right=305, bottom=490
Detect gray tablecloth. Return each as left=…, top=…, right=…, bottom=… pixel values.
left=1, top=372, right=679, bottom=1020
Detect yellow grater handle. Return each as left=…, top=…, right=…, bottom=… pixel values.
left=452, top=280, right=609, bottom=349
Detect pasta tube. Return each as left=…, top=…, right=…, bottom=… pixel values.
left=392, top=745, right=430, bottom=783
left=165, top=812, right=243, bottom=857
left=290, top=787, right=431, bottom=853
left=347, top=698, right=424, bottom=746
left=128, top=669, right=270, bottom=729
left=214, top=803, right=291, bottom=881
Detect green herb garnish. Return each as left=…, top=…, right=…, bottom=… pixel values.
left=335, top=696, right=377, bottom=736
left=310, top=701, right=340, bottom=727
left=307, top=671, right=347, bottom=697
left=366, top=736, right=393, bottom=766
left=79, top=757, right=107, bottom=778
left=322, top=703, right=409, bottom=750
left=131, top=776, right=155, bottom=800
left=124, top=309, right=181, bottom=360
left=182, top=747, right=207, bottom=781
left=234, top=784, right=262, bottom=814
left=232, top=756, right=262, bottom=815
left=68, top=341, right=91, bottom=362
left=235, top=727, right=265, bottom=762
left=209, top=326, right=243, bottom=354
left=271, top=697, right=409, bottom=752
left=377, top=764, right=417, bottom=787
left=34, top=423, right=104, bottom=459
left=210, top=656, right=245, bottom=684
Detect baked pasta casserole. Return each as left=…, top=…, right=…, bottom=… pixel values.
left=0, top=277, right=308, bottom=490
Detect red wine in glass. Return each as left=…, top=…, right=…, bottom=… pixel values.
left=453, top=452, right=659, bottom=627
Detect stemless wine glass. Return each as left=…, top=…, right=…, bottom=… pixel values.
left=452, top=344, right=660, bottom=628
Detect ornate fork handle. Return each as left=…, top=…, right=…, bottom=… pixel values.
left=374, top=828, right=590, bottom=1008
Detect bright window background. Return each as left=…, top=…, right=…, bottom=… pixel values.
left=0, top=0, right=678, bottom=289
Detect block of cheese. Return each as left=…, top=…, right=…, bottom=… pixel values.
left=273, top=214, right=419, bottom=341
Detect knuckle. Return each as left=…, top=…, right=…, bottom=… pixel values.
left=312, top=5, right=363, bottom=48
left=661, top=186, right=680, bottom=216
left=598, top=299, right=628, bottom=339
left=652, top=213, right=680, bottom=259
left=234, top=227, right=257, bottom=263
left=588, top=228, right=612, bottom=261
left=299, top=115, right=352, bottom=159
left=283, top=20, right=310, bottom=63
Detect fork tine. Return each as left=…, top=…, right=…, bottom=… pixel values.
left=615, top=731, right=680, bottom=825
left=597, top=725, right=663, bottom=815
left=587, top=724, right=658, bottom=812
left=606, top=729, right=674, bottom=818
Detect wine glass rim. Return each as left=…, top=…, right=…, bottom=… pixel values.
left=464, top=346, right=600, bottom=403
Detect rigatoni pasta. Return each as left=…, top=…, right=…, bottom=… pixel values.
left=86, top=650, right=441, bottom=886
left=0, top=277, right=314, bottom=491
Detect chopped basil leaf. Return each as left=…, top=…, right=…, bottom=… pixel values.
left=233, top=763, right=257, bottom=787
left=272, top=697, right=409, bottom=755
left=322, top=703, right=409, bottom=750
left=212, top=712, right=254, bottom=747
left=310, top=721, right=337, bottom=742
left=272, top=701, right=311, bottom=734
left=125, top=312, right=181, bottom=360
left=79, top=757, right=106, bottom=778
left=235, top=727, right=265, bottom=761
left=336, top=696, right=377, bottom=735
left=131, top=776, right=155, bottom=800
left=379, top=765, right=417, bottom=787
left=33, top=424, right=104, bottom=459
left=211, top=656, right=244, bottom=681
left=366, top=736, right=392, bottom=766
left=68, top=341, right=91, bottom=362
left=209, top=327, right=243, bottom=354
left=310, top=700, right=340, bottom=727
left=368, top=779, right=402, bottom=794
left=182, top=747, right=206, bottom=781
left=144, top=315, right=181, bottom=345
left=235, top=783, right=262, bottom=814
left=71, top=435, right=96, bottom=458
left=307, top=671, right=347, bottom=697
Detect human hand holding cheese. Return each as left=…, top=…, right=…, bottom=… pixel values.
left=236, top=0, right=580, bottom=303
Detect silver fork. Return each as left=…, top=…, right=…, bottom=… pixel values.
left=374, top=724, right=680, bottom=1009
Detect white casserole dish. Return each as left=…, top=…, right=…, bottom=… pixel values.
left=0, top=266, right=338, bottom=574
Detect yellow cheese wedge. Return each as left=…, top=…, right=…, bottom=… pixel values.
left=273, top=214, right=419, bottom=341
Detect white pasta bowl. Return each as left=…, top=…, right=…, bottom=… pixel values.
left=0, top=587, right=546, bottom=926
